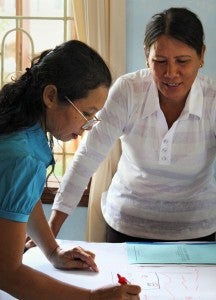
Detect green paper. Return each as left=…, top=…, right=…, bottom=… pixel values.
left=126, top=242, right=216, bottom=264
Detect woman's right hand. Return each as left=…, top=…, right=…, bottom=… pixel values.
left=90, top=284, right=141, bottom=299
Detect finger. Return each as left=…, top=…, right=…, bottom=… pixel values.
left=25, top=235, right=31, bottom=242
left=83, top=250, right=96, bottom=259
left=69, top=248, right=99, bottom=272
left=77, top=255, right=99, bottom=272
left=70, top=247, right=94, bottom=261
left=73, top=246, right=96, bottom=259
left=74, top=251, right=97, bottom=265
left=70, top=259, right=94, bottom=270
left=125, top=284, right=141, bottom=295
left=25, top=239, right=36, bottom=249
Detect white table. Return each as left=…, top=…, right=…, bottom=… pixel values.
left=1, top=240, right=216, bottom=299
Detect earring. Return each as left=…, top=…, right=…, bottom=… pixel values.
left=200, top=63, right=203, bottom=68
left=146, top=61, right=149, bottom=68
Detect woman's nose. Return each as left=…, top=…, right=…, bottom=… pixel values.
left=164, top=63, right=178, bottom=78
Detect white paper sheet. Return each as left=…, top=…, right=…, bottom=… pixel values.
left=1, top=240, right=216, bottom=300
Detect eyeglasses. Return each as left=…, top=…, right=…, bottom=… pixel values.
left=65, top=96, right=101, bottom=130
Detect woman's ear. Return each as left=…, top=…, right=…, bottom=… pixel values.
left=200, top=45, right=206, bottom=67
left=43, top=85, right=58, bottom=108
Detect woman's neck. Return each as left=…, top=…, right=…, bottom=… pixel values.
left=159, top=97, right=186, bottom=129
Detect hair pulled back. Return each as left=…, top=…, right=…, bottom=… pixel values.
left=144, top=7, right=205, bottom=56
left=0, top=40, right=112, bottom=134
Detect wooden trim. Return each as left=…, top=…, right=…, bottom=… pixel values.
left=40, top=187, right=58, bottom=204
left=41, top=180, right=91, bottom=207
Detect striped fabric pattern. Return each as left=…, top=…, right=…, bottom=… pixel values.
left=54, top=69, right=216, bottom=240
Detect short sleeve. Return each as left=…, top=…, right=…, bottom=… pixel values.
left=0, top=155, right=46, bottom=222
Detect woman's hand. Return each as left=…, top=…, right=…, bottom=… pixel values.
left=25, top=235, right=36, bottom=250
left=90, top=284, right=141, bottom=300
left=49, top=245, right=99, bottom=272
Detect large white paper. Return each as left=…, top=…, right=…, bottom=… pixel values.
left=1, top=240, right=216, bottom=300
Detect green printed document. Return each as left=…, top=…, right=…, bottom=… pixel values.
left=126, top=242, right=216, bottom=264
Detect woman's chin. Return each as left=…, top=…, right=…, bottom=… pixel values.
left=54, top=133, right=78, bottom=142
left=64, top=133, right=79, bottom=141
left=71, top=133, right=79, bottom=139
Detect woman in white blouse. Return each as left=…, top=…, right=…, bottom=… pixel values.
left=49, top=7, right=216, bottom=243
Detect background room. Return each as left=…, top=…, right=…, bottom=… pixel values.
left=0, top=0, right=216, bottom=240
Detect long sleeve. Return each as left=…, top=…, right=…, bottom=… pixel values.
left=52, top=76, right=131, bottom=214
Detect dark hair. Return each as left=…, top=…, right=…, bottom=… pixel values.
left=0, top=40, right=112, bottom=134
left=144, top=7, right=205, bottom=56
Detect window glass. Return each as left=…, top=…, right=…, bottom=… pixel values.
left=0, top=0, right=78, bottom=188
left=24, top=0, right=65, bottom=17
left=0, top=0, right=16, bottom=15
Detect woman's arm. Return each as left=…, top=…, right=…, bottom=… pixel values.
left=25, top=206, right=68, bottom=251
left=51, top=77, right=129, bottom=220
left=48, top=209, right=68, bottom=237
left=0, top=217, right=90, bottom=299
left=27, top=200, right=59, bottom=257
left=0, top=214, right=141, bottom=299
left=25, top=208, right=68, bottom=250
left=27, top=200, right=98, bottom=271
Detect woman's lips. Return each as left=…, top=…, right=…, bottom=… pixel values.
left=164, top=82, right=181, bottom=87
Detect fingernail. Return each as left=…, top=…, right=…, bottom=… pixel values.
left=94, top=265, right=99, bottom=272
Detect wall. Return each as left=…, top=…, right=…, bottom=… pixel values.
left=126, top=0, right=216, bottom=79
left=43, top=204, right=87, bottom=241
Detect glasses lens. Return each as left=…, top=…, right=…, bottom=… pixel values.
left=82, top=118, right=99, bottom=130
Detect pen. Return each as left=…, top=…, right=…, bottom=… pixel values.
left=117, top=273, right=130, bottom=285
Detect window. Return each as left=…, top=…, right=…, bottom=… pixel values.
left=0, top=0, right=89, bottom=206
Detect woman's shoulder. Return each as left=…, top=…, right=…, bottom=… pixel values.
left=0, top=124, right=40, bottom=155
left=0, top=123, right=52, bottom=166
left=118, top=68, right=152, bottom=81
left=197, top=73, right=216, bottom=92
left=113, top=68, right=153, bottom=93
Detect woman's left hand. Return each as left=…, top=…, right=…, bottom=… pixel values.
left=49, top=246, right=99, bottom=272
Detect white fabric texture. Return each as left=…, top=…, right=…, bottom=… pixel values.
left=53, top=69, right=216, bottom=240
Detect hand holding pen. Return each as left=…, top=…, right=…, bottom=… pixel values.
left=90, top=284, right=141, bottom=299
left=89, top=273, right=141, bottom=299
left=114, top=273, right=141, bottom=299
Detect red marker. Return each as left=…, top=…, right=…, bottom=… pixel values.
left=117, top=273, right=130, bottom=285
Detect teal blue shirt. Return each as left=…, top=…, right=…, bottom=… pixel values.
left=0, top=123, right=54, bottom=222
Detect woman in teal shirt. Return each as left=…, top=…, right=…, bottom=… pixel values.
left=0, top=40, right=141, bottom=300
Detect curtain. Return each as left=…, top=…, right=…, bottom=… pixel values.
left=71, top=0, right=126, bottom=241
left=71, top=0, right=126, bottom=79
left=86, top=140, right=122, bottom=242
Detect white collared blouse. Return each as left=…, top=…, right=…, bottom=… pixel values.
left=53, top=69, right=216, bottom=240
